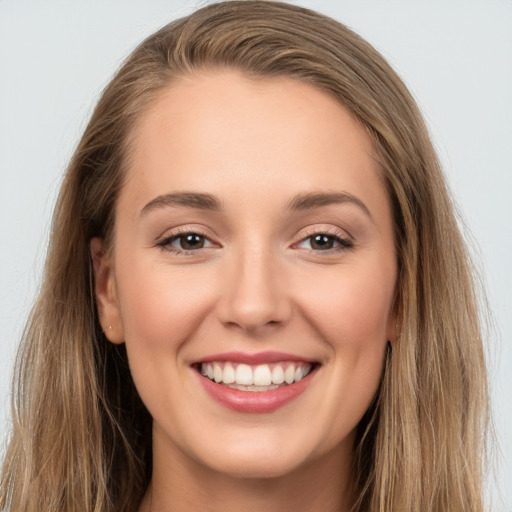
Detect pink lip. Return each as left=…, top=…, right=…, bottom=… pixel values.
left=193, top=351, right=316, bottom=365
left=194, top=364, right=318, bottom=414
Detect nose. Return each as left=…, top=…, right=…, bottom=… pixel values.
left=216, top=246, right=292, bottom=335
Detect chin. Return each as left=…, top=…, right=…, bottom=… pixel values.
left=188, top=428, right=321, bottom=480
left=205, top=452, right=308, bottom=480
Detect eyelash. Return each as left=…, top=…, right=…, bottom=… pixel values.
left=296, top=227, right=354, bottom=254
left=156, top=228, right=213, bottom=255
left=156, top=227, right=354, bottom=255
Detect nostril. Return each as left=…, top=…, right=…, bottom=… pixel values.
left=215, top=270, right=292, bottom=332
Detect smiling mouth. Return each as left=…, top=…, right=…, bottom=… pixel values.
left=194, top=361, right=318, bottom=392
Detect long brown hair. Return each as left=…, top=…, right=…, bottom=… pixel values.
left=1, top=2, right=489, bottom=511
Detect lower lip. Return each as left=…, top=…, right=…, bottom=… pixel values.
left=195, top=368, right=317, bottom=413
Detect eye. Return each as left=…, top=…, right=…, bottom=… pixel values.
left=296, top=232, right=353, bottom=252
left=157, top=231, right=215, bottom=254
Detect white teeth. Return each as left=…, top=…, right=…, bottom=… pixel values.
left=200, top=361, right=314, bottom=388
left=271, top=365, right=285, bottom=384
left=253, top=364, right=272, bottom=386
left=223, top=363, right=235, bottom=384
left=235, top=364, right=253, bottom=385
left=213, top=362, right=223, bottom=383
left=284, top=364, right=295, bottom=384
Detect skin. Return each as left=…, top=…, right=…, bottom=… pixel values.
left=91, top=70, right=397, bottom=512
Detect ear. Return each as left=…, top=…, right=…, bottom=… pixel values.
left=90, top=237, right=125, bottom=344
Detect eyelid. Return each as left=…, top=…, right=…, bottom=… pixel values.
left=155, top=224, right=353, bottom=255
left=155, top=226, right=219, bottom=254
left=293, top=225, right=354, bottom=252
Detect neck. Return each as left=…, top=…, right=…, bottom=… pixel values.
left=138, top=431, right=355, bottom=512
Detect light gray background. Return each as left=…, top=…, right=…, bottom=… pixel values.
left=1, top=0, right=511, bottom=509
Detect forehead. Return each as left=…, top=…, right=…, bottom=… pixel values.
left=120, top=69, right=388, bottom=220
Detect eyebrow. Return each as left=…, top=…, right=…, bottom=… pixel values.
left=285, top=191, right=373, bottom=221
left=141, top=192, right=221, bottom=216
left=140, top=190, right=372, bottom=221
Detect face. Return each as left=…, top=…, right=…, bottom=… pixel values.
left=92, top=70, right=397, bottom=480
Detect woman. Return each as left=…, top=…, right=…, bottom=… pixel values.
left=0, top=1, right=489, bottom=511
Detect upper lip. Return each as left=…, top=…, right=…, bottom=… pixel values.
left=191, top=351, right=318, bottom=366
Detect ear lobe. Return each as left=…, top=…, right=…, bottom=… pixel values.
left=90, top=237, right=124, bottom=344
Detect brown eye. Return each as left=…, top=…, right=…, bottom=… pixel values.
left=296, top=232, right=353, bottom=252
left=178, top=234, right=205, bottom=250
left=310, top=234, right=335, bottom=250
left=157, top=231, right=214, bottom=253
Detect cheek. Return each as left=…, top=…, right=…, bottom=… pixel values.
left=314, top=268, right=392, bottom=431
left=299, top=262, right=395, bottom=349
left=112, top=255, right=222, bottom=426
left=114, top=255, right=217, bottom=353
left=297, top=260, right=393, bottom=412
